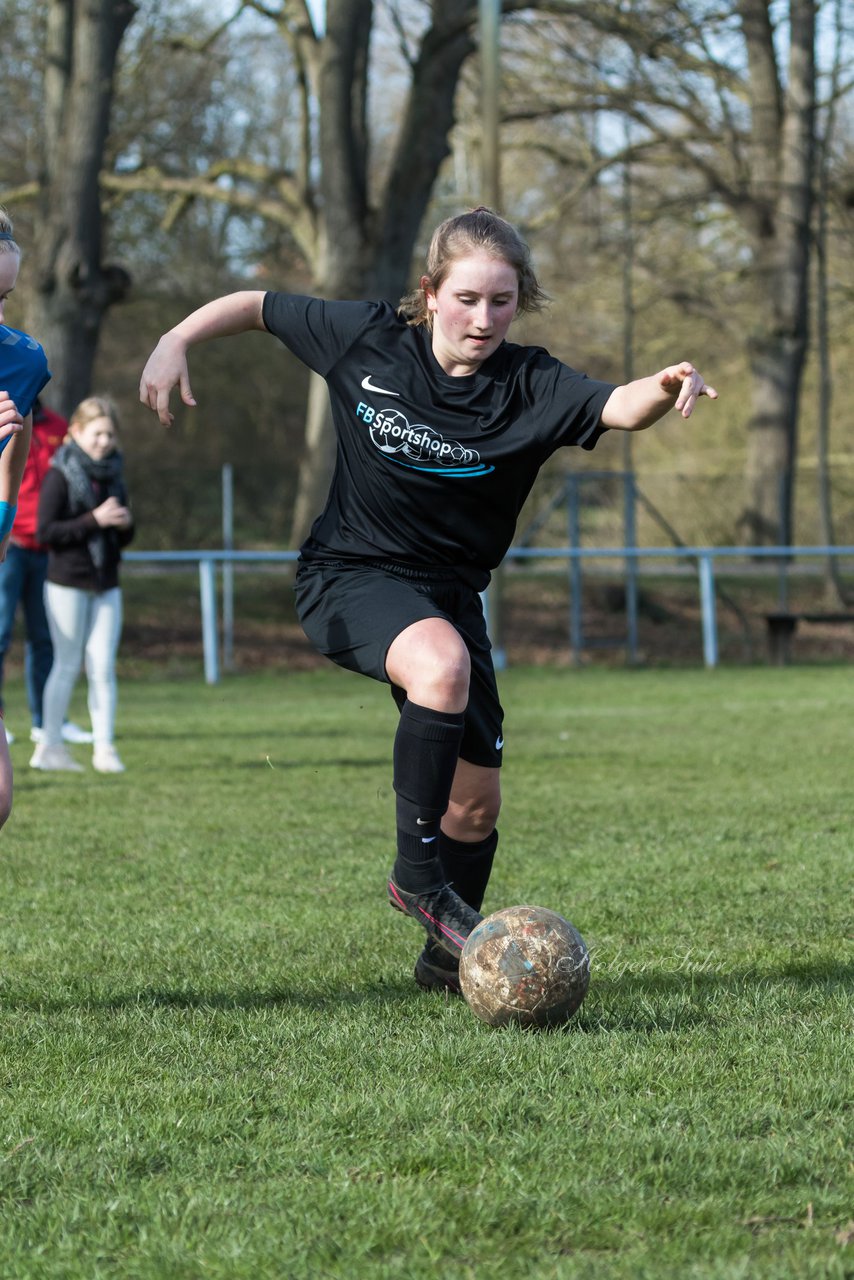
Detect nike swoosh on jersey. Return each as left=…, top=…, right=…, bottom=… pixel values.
left=361, top=374, right=401, bottom=397
left=495, top=735, right=504, bottom=750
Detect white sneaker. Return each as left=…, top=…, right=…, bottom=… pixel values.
left=93, top=744, right=125, bottom=774
left=30, top=743, right=84, bottom=772
left=62, top=721, right=94, bottom=745
left=4, top=726, right=13, bottom=745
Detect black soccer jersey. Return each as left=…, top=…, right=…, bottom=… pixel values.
left=263, top=294, right=615, bottom=588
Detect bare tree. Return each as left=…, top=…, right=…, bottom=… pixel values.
left=1, top=0, right=837, bottom=555
left=738, top=0, right=816, bottom=545
left=28, top=0, right=138, bottom=417
left=814, top=0, right=850, bottom=600
left=495, top=1, right=819, bottom=546
left=261, top=0, right=483, bottom=544
left=100, top=0, right=483, bottom=543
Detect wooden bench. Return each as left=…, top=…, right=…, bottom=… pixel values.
left=763, top=611, right=854, bottom=664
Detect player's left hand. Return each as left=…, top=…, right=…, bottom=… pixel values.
left=659, top=363, right=718, bottom=418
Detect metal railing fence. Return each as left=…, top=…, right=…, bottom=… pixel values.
left=123, top=545, right=854, bottom=682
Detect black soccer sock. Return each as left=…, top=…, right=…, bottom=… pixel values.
left=438, top=829, right=498, bottom=912
left=391, top=699, right=465, bottom=893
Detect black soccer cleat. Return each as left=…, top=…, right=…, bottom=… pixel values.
left=387, top=877, right=482, bottom=956
left=414, top=939, right=462, bottom=995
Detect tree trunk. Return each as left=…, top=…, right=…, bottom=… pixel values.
left=738, top=0, right=816, bottom=545
left=287, top=0, right=477, bottom=548
left=814, top=0, right=848, bottom=603
left=741, top=334, right=802, bottom=544
left=27, top=0, right=136, bottom=418
left=289, top=371, right=337, bottom=554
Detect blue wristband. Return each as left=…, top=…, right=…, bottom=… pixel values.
left=0, top=502, right=17, bottom=542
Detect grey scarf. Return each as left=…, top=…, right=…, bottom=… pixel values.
left=50, top=440, right=127, bottom=575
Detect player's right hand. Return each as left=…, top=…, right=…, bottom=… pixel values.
left=139, top=335, right=197, bottom=427
left=0, top=391, right=24, bottom=443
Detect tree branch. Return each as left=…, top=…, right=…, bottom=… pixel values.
left=163, top=1, right=251, bottom=54
left=100, top=166, right=317, bottom=261
left=0, top=181, right=40, bottom=207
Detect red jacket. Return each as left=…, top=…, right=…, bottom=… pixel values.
left=12, top=405, right=67, bottom=550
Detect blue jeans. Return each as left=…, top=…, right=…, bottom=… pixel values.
left=0, top=543, right=53, bottom=728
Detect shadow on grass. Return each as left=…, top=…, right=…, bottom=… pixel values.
left=575, top=957, right=853, bottom=1033
left=128, top=725, right=392, bottom=745
left=0, top=980, right=421, bottom=1015
left=3, top=958, right=848, bottom=1030
left=230, top=756, right=390, bottom=772
left=11, top=755, right=391, bottom=778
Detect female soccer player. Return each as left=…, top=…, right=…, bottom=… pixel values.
left=140, top=207, right=717, bottom=992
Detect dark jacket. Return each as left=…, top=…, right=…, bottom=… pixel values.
left=37, top=467, right=135, bottom=592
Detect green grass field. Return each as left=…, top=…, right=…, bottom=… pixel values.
left=0, top=665, right=851, bottom=1279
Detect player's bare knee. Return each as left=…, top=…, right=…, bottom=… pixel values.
left=410, top=645, right=470, bottom=711
left=446, top=790, right=501, bottom=839
left=434, top=652, right=470, bottom=709
left=387, top=620, right=470, bottom=712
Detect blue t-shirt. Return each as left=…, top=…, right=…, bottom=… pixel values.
left=0, top=324, right=51, bottom=418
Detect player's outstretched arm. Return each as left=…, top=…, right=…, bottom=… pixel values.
left=140, top=290, right=268, bottom=426
left=601, top=362, right=718, bottom=432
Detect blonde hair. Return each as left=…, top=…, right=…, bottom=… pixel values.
left=69, top=394, right=121, bottom=435
left=0, top=206, right=21, bottom=258
left=398, top=206, right=549, bottom=328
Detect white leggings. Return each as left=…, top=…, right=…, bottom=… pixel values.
left=43, top=583, right=123, bottom=748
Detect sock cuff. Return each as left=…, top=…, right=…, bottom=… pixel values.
left=441, top=829, right=499, bottom=861
left=399, top=699, right=465, bottom=742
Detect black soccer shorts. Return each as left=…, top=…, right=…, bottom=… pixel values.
left=294, top=560, right=504, bottom=768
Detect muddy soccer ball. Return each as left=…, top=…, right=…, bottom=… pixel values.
left=459, top=905, right=590, bottom=1028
